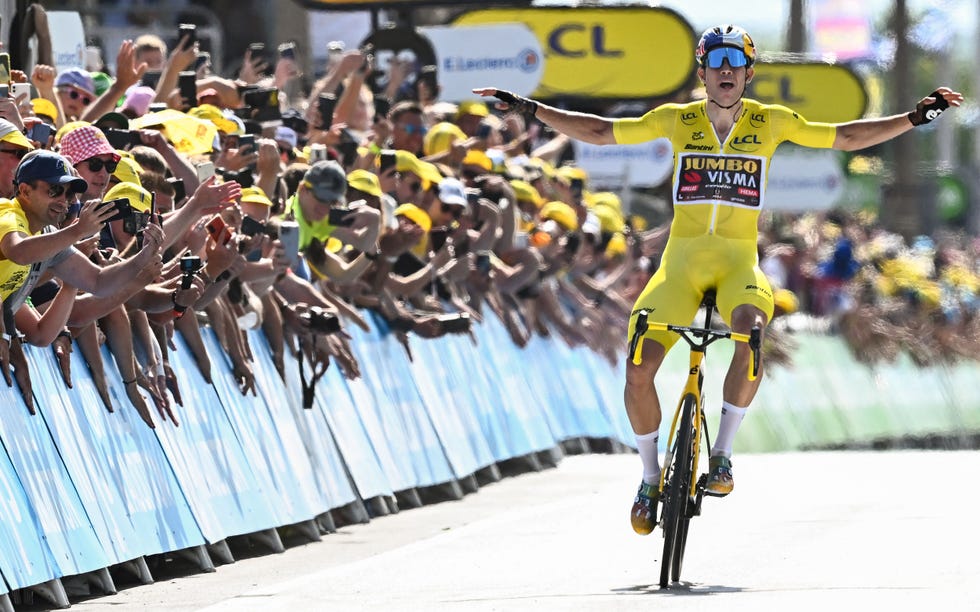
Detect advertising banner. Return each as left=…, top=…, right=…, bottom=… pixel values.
left=766, top=145, right=845, bottom=211
left=418, top=24, right=543, bottom=102
left=748, top=62, right=867, bottom=123
left=571, top=137, right=673, bottom=189
left=455, top=7, right=695, bottom=99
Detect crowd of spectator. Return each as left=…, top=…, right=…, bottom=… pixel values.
left=0, top=13, right=975, bottom=429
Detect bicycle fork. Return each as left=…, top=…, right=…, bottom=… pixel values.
left=659, top=349, right=709, bottom=524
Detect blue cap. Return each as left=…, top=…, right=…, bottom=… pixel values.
left=55, top=67, right=96, bottom=96
left=15, top=150, right=88, bottom=193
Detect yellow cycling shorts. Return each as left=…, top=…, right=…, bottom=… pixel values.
left=627, top=234, right=774, bottom=352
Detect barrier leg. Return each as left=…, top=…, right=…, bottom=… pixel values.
left=87, top=568, right=116, bottom=595
left=476, top=462, right=502, bottom=486
left=334, top=499, right=371, bottom=526
left=499, top=451, right=543, bottom=476
left=383, top=495, right=400, bottom=514
left=561, top=437, right=590, bottom=455
left=316, top=512, right=337, bottom=534
left=419, top=479, right=464, bottom=505
left=118, top=557, right=154, bottom=584
left=293, top=519, right=322, bottom=543
left=365, top=496, right=390, bottom=518
left=208, top=540, right=235, bottom=565
left=459, top=473, right=480, bottom=494
left=0, top=593, right=13, bottom=612
left=395, top=487, right=423, bottom=509
left=178, top=545, right=216, bottom=572
left=250, top=528, right=285, bottom=554
left=538, top=445, right=564, bottom=468
left=28, top=579, right=69, bottom=608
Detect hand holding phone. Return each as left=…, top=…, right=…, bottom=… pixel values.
left=328, top=207, right=356, bottom=226
left=178, top=71, right=197, bottom=109
left=317, top=93, right=337, bottom=130
left=178, top=24, right=197, bottom=49
left=205, top=215, right=232, bottom=245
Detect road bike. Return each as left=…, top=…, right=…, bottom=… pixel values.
left=627, top=290, right=761, bottom=588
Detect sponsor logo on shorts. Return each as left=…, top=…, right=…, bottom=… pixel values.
left=745, top=283, right=773, bottom=298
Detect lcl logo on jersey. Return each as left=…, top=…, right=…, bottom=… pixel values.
left=730, top=134, right=762, bottom=152
left=749, top=112, right=766, bottom=128
left=680, top=111, right=698, bottom=125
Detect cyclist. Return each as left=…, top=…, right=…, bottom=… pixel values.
left=475, top=24, right=962, bottom=535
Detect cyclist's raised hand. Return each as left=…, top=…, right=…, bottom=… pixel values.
left=472, top=88, right=538, bottom=116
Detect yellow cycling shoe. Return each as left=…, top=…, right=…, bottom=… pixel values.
left=705, top=455, right=734, bottom=497
left=630, top=481, right=659, bottom=535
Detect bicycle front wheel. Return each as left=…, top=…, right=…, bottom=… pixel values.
left=660, top=393, right=697, bottom=588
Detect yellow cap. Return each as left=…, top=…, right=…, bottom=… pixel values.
left=103, top=181, right=154, bottom=213
left=556, top=164, right=588, bottom=185
left=240, top=186, right=274, bottom=207
left=462, top=149, right=492, bottom=172
left=456, top=100, right=489, bottom=119
left=527, top=157, right=556, bottom=179
left=773, top=289, right=799, bottom=314
left=604, top=232, right=627, bottom=257
left=188, top=104, right=239, bottom=135
left=395, top=150, right=443, bottom=189
left=54, top=120, right=91, bottom=145
left=423, top=121, right=466, bottom=156
left=629, top=214, right=648, bottom=232
left=347, top=169, right=383, bottom=197
left=30, top=98, right=58, bottom=122
left=539, top=201, right=578, bottom=232
left=509, top=179, right=544, bottom=208
left=591, top=203, right=625, bottom=234
left=0, top=122, right=34, bottom=150
left=589, top=191, right=622, bottom=215
left=394, top=203, right=432, bottom=233
left=112, top=156, right=143, bottom=186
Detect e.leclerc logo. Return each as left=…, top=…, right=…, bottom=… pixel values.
left=443, top=48, right=541, bottom=74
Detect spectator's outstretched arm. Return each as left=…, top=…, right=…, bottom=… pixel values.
left=152, top=33, right=196, bottom=106
left=0, top=197, right=115, bottom=266
left=174, top=306, right=211, bottom=383
left=101, top=306, right=156, bottom=429
left=30, top=64, right=63, bottom=128
left=71, top=322, right=113, bottom=411
left=81, top=40, right=147, bottom=123
left=159, top=178, right=241, bottom=252
left=15, top=282, right=78, bottom=346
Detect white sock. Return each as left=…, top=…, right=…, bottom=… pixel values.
left=711, top=401, right=747, bottom=458
left=635, top=431, right=660, bottom=485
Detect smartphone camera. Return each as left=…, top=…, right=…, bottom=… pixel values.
left=303, top=306, right=341, bottom=334
left=179, top=254, right=202, bottom=288
left=178, top=23, right=197, bottom=48
left=278, top=42, right=296, bottom=60
left=328, top=207, right=355, bottom=226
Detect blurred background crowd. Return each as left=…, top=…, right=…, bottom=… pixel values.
left=0, top=0, right=975, bottom=430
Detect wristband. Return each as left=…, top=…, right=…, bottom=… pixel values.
left=57, top=329, right=72, bottom=341
left=0, top=332, right=12, bottom=344
left=492, top=90, right=538, bottom=116
left=172, top=290, right=188, bottom=319
left=908, top=89, right=950, bottom=126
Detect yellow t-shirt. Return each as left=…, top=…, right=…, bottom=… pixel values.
left=0, top=197, right=34, bottom=299
left=285, top=193, right=337, bottom=251
left=613, top=99, right=837, bottom=240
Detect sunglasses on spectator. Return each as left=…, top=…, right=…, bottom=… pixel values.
left=64, top=89, right=93, bottom=105
left=37, top=182, right=70, bottom=199
left=0, top=148, right=27, bottom=160
left=400, top=124, right=428, bottom=136
left=441, top=203, right=464, bottom=219
left=405, top=180, right=422, bottom=194
left=84, top=157, right=118, bottom=173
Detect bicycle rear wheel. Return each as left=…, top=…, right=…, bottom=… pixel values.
left=660, top=393, right=697, bottom=588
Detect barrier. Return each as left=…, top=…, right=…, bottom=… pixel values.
left=0, top=310, right=978, bottom=604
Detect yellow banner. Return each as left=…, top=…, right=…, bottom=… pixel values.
left=748, top=63, right=867, bottom=123
left=455, top=8, right=695, bottom=99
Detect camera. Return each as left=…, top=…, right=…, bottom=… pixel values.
left=569, top=177, right=585, bottom=199
left=328, top=207, right=356, bottom=226
left=436, top=312, right=471, bottom=334
left=242, top=87, right=280, bottom=122
left=302, top=306, right=341, bottom=334
left=123, top=211, right=151, bottom=236
left=240, top=214, right=278, bottom=238
left=99, top=198, right=132, bottom=223
left=166, top=177, right=186, bottom=203
left=179, top=254, right=202, bottom=289
left=218, top=167, right=254, bottom=189
left=104, top=128, right=142, bottom=150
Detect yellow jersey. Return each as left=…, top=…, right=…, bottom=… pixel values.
left=613, top=99, right=836, bottom=239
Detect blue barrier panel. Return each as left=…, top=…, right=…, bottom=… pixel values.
left=408, top=333, right=495, bottom=476
left=303, top=355, right=392, bottom=502
left=345, top=323, right=455, bottom=487
left=28, top=346, right=204, bottom=565
left=249, top=331, right=357, bottom=514
left=153, top=333, right=279, bottom=542
left=553, top=340, right=617, bottom=440
left=580, top=351, right=637, bottom=447
left=0, top=348, right=109, bottom=578
left=0, top=435, right=61, bottom=590
left=421, top=331, right=501, bottom=466
left=203, top=331, right=317, bottom=526
left=471, top=314, right=557, bottom=454
left=511, top=335, right=570, bottom=439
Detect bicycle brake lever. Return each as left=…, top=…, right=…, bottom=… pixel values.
left=748, top=326, right=762, bottom=380
left=628, top=310, right=650, bottom=364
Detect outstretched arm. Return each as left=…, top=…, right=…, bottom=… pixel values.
left=472, top=88, right=617, bottom=145
left=833, top=87, right=963, bottom=151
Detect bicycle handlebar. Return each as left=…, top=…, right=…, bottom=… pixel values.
left=628, top=309, right=763, bottom=381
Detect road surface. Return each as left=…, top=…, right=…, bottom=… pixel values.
left=66, top=450, right=980, bottom=611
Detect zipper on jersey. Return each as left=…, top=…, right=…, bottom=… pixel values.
left=708, top=203, right=719, bottom=235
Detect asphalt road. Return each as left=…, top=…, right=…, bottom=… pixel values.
left=66, top=450, right=980, bottom=612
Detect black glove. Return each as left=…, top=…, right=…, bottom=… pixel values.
left=492, top=90, right=539, bottom=116
left=908, top=90, right=950, bottom=126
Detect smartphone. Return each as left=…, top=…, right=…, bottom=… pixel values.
left=9, top=82, right=30, bottom=101
left=242, top=87, right=280, bottom=122
left=476, top=121, right=492, bottom=140
left=436, top=312, right=471, bottom=334
left=429, top=227, right=449, bottom=252
left=248, top=42, right=268, bottom=71
left=240, top=215, right=265, bottom=237
left=415, top=65, right=437, bottom=97
left=328, top=207, right=355, bottom=226
left=317, top=93, right=337, bottom=129
left=100, top=198, right=133, bottom=223
left=166, top=177, right=186, bottom=203
left=278, top=220, right=300, bottom=269
left=569, top=177, right=584, bottom=199
left=196, top=161, right=216, bottom=182
left=0, top=53, right=10, bottom=84
left=373, top=95, right=391, bottom=122
left=26, top=123, right=53, bottom=145
left=104, top=128, right=141, bottom=150
left=0, top=85, right=8, bottom=98
left=178, top=23, right=197, bottom=48
left=178, top=71, right=197, bottom=108
left=475, top=252, right=492, bottom=274
left=379, top=149, right=397, bottom=174
left=141, top=71, right=162, bottom=89
left=205, top=215, right=232, bottom=245
left=278, top=42, right=296, bottom=60
left=195, top=52, right=211, bottom=72
left=238, top=134, right=255, bottom=151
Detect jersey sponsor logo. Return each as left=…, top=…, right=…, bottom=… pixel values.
left=749, top=112, right=766, bottom=128
left=674, top=153, right=765, bottom=208
left=692, top=131, right=704, bottom=140
left=685, top=143, right=713, bottom=151
left=680, top=111, right=699, bottom=125
left=730, top=133, right=762, bottom=152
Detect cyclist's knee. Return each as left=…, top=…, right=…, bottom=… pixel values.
left=625, top=341, right=666, bottom=387
left=730, top=304, right=767, bottom=334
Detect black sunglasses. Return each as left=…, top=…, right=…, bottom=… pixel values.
left=85, top=157, right=118, bottom=173
left=0, top=148, right=27, bottom=160
left=65, top=89, right=93, bottom=105
left=37, top=182, right=70, bottom=199
left=441, top=202, right=464, bottom=219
